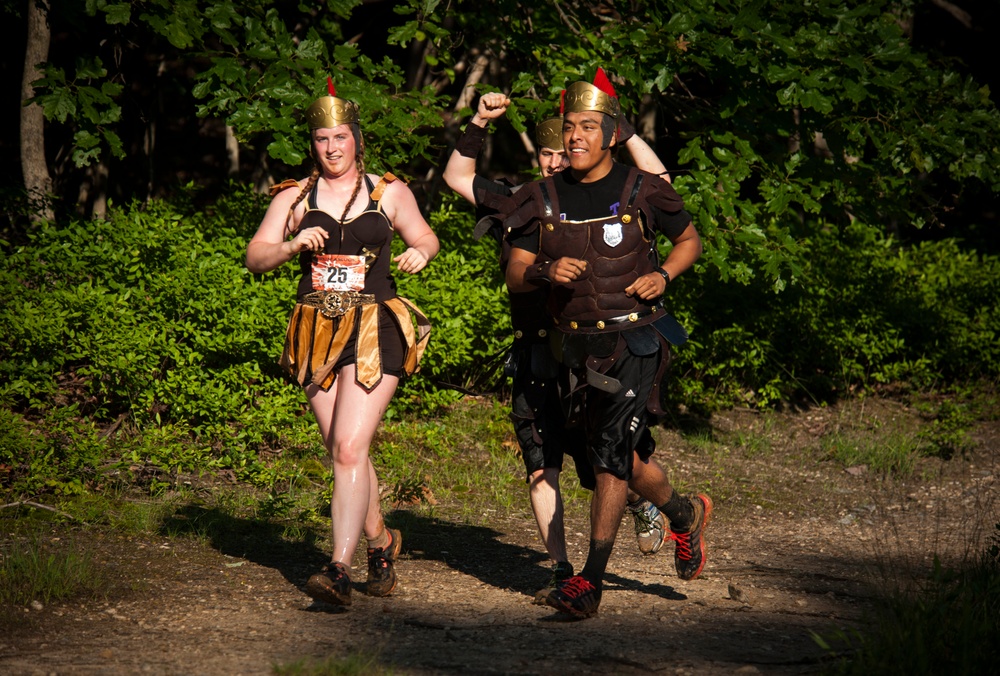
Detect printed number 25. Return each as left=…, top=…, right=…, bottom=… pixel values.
left=326, top=267, right=347, bottom=284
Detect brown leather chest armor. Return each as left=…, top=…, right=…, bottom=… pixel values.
left=534, top=169, right=661, bottom=333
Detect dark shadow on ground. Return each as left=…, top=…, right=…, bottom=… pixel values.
left=391, top=510, right=686, bottom=602
left=158, top=503, right=327, bottom=588
left=156, top=504, right=688, bottom=604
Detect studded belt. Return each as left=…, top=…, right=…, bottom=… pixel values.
left=301, top=290, right=376, bottom=319
left=554, top=306, right=658, bottom=331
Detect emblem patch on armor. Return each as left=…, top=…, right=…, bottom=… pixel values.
left=603, top=222, right=623, bottom=247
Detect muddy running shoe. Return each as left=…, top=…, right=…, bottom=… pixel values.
left=532, top=561, right=575, bottom=605
left=669, top=494, right=713, bottom=581
left=304, top=561, right=352, bottom=606
left=627, top=498, right=668, bottom=555
left=366, top=527, right=402, bottom=597
left=545, top=575, right=602, bottom=618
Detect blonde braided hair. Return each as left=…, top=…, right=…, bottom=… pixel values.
left=285, top=165, right=321, bottom=237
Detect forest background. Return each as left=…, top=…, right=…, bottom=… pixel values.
left=1, top=0, right=999, bottom=533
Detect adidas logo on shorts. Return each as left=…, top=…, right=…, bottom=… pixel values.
left=625, top=389, right=636, bottom=398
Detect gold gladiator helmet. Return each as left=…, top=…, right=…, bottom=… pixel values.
left=535, top=117, right=564, bottom=151
left=561, top=67, right=620, bottom=119
left=305, top=77, right=360, bottom=130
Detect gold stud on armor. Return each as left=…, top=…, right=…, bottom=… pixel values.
left=621, top=214, right=631, bottom=224
left=596, top=320, right=606, bottom=329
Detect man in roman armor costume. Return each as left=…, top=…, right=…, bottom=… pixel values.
left=246, top=78, right=439, bottom=608
left=503, top=68, right=712, bottom=619
left=443, top=90, right=677, bottom=599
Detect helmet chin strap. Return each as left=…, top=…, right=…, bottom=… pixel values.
left=600, top=113, right=617, bottom=150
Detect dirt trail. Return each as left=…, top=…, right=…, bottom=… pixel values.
left=2, top=403, right=997, bottom=675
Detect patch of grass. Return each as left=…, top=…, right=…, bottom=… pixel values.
left=819, top=428, right=921, bottom=477
left=733, top=414, right=776, bottom=459
left=917, top=399, right=975, bottom=460
left=273, top=651, right=394, bottom=675
left=817, top=524, right=1000, bottom=675
left=680, top=428, right=718, bottom=454
left=0, top=535, right=108, bottom=608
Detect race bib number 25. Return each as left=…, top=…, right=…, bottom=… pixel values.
left=312, top=254, right=365, bottom=292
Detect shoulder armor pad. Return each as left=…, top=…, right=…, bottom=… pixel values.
left=642, top=172, right=686, bottom=213
left=268, top=179, right=300, bottom=197
left=370, top=172, right=400, bottom=202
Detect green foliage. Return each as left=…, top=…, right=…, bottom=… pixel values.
left=671, top=219, right=1000, bottom=409
left=917, top=399, right=975, bottom=460
left=34, top=0, right=446, bottom=176
left=0, top=186, right=323, bottom=496
left=30, top=56, right=124, bottom=167
left=0, top=407, right=106, bottom=496
left=392, top=193, right=511, bottom=412
left=394, top=0, right=1000, bottom=289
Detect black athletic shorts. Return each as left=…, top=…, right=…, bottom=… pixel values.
left=580, top=344, right=659, bottom=481
left=508, top=343, right=591, bottom=483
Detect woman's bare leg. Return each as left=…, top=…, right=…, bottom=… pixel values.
left=306, top=365, right=399, bottom=569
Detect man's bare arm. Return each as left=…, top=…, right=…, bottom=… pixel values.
left=442, top=92, right=511, bottom=204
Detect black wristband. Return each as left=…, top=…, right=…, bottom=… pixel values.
left=523, top=261, right=553, bottom=285
left=655, top=268, right=671, bottom=285
left=455, top=123, right=488, bottom=158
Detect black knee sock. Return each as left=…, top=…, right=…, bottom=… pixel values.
left=580, top=538, right=614, bottom=587
left=660, top=491, right=694, bottom=531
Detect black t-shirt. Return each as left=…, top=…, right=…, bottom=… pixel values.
left=510, top=162, right=691, bottom=253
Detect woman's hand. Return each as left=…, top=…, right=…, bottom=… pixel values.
left=288, top=226, right=329, bottom=254
left=394, top=247, right=430, bottom=274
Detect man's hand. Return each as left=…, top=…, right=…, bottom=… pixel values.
left=625, top=271, right=667, bottom=300
left=475, top=92, right=511, bottom=122
left=549, top=257, right=587, bottom=283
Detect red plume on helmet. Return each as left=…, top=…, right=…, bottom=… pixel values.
left=560, top=66, right=619, bottom=116
left=327, top=76, right=336, bottom=97
left=592, top=67, right=617, bottom=99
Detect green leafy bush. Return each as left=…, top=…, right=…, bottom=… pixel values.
left=392, top=193, right=511, bottom=412
left=670, top=219, right=1000, bottom=410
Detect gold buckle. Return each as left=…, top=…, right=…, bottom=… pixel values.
left=303, top=291, right=375, bottom=319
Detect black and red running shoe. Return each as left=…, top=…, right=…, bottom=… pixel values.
left=669, top=493, right=713, bottom=581
left=545, top=575, right=602, bottom=618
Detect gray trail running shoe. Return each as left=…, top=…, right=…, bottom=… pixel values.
left=627, top=498, right=668, bottom=555
left=305, top=561, right=352, bottom=606
left=366, top=527, right=402, bottom=597
left=669, top=494, right=713, bottom=581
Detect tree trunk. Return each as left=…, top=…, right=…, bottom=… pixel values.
left=21, top=0, right=53, bottom=222
left=225, top=125, right=239, bottom=177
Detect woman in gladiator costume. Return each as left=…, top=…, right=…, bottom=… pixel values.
left=246, top=79, right=438, bottom=607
